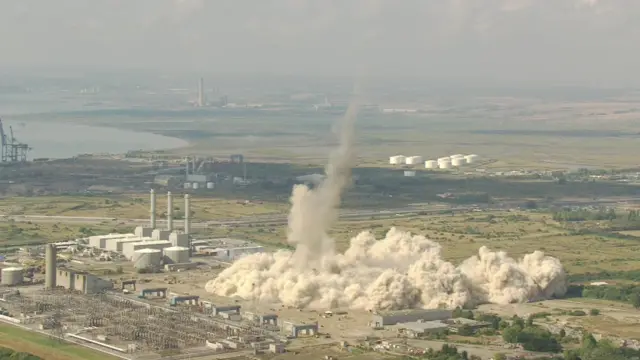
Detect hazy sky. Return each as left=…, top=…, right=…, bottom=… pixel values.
left=1, top=0, right=638, bottom=86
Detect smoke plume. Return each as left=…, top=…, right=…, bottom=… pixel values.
left=204, top=94, right=567, bottom=311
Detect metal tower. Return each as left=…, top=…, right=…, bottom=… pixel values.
left=0, top=118, right=31, bottom=163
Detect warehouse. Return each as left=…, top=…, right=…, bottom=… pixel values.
left=370, top=309, right=452, bottom=328
left=396, top=321, right=448, bottom=338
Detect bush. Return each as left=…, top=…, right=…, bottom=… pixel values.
left=589, top=309, right=600, bottom=316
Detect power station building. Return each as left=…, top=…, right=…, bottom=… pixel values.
left=369, top=309, right=453, bottom=328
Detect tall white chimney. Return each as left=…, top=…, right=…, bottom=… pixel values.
left=184, top=194, right=190, bottom=234
left=167, top=191, right=173, bottom=231
left=150, top=189, right=156, bottom=228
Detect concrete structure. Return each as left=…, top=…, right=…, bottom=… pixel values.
left=151, top=229, right=171, bottom=241
left=45, top=243, right=57, bottom=289
left=370, top=309, right=452, bottom=328
left=405, top=156, right=423, bottom=165
left=134, top=226, right=153, bottom=238
left=452, top=157, right=465, bottom=167
left=184, top=194, right=190, bottom=235
left=1, top=267, right=23, bottom=285
left=122, top=240, right=172, bottom=260
left=465, top=154, right=480, bottom=164
left=89, top=233, right=136, bottom=249
left=269, top=343, right=285, bottom=354
left=56, top=269, right=113, bottom=294
left=170, top=295, right=199, bottom=306
left=198, top=77, right=205, bottom=107
left=163, top=246, right=190, bottom=264
left=425, top=160, right=438, bottom=169
left=389, top=155, right=406, bottom=165
left=438, top=159, right=452, bottom=169
left=243, top=312, right=278, bottom=326
left=150, top=189, right=157, bottom=229
left=106, top=237, right=152, bottom=252
left=213, top=305, right=241, bottom=316
left=282, top=321, right=318, bottom=338
left=167, top=191, right=173, bottom=232
left=133, top=248, right=163, bottom=269
left=139, top=288, right=167, bottom=299
left=404, top=170, right=416, bottom=177
left=396, top=321, right=448, bottom=338
left=169, top=232, right=189, bottom=248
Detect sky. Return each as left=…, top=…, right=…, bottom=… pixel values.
left=1, top=0, right=639, bottom=86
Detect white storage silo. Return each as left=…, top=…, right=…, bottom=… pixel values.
left=163, top=246, right=190, bottom=264
left=405, top=156, right=423, bottom=165
left=452, top=157, right=465, bottom=167
left=1, top=267, right=23, bottom=285
left=425, top=160, right=438, bottom=169
left=133, top=248, right=163, bottom=269
left=465, top=154, right=480, bottom=164
left=206, top=182, right=215, bottom=189
left=389, top=155, right=406, bottom=165
left=192, top=182, right=199, bottom=189
left=439, top=159, right=452, bottom=169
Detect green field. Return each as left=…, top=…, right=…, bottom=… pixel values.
left=0, top=324, right=118, bottom=360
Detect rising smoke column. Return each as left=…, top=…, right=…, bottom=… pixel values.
left=205, top=93, right=568, bottom=311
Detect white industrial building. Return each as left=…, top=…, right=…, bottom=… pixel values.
left=389, top=155, right=406, bottom=165
left=370, top=309, right=452, bottom=328
left=122, top=240, right=172, bottom=260
left=88, top=233, right=137, bottom=249
left=106, top=237, right=152, bottom=252
left=404, top=170, right=416, bottom=177
left=405, top=156, right=423, bottom=165
left=425, top=160, right=438, bottom=169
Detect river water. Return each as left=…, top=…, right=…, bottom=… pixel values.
left=1, top=119, right=188, bottom=159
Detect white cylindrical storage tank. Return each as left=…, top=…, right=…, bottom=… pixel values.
left=465, top=154, right=480, bottom=164
left=1, top=267, right=23, bottom=285
left=183, top=183, right=192, bottom=189
left=133, top=248, right=163, bottom=269
left=425, top=160, right=438, bottom=169
left=192, top=182, right=199, bottom=189
left=405, top=156, right=423, bottom=165
left=163, top=246, right=190, bottom=264
left=439, top=159, right=452, bottom=169
left=206, top=182, right=214, bottom=189
left=450, top=154, right=465, bottom=159
left=452, top=158, right=465, bottom=167
left=389, top=155, right=406, bottom=165
left=437, top=157, right=450, bottom=163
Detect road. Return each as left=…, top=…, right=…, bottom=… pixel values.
left=0, top=205, right=474, bottom=228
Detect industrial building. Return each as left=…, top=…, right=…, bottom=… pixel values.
left=370, top=309, right=453, bottom=328
left=56, top=269, right=113, bottom=294
left=396, top=321, right=449, bottom=338
left=88, top=233, right=137, bottom=249
left=122, top=240, right=172, bottom=260
left=1, top=267, right=24, bottom=285
left=281, top=321, right=318, bottom=338
left=389, top=155, right=406, bottom=165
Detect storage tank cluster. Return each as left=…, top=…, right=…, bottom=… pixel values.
left=421, top=154, right=481, bottom=169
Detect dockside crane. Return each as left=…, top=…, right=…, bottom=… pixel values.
left=0, top=117, right=31, bottom=163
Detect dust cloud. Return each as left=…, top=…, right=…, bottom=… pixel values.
left=204, top=94, right=567, bottom=311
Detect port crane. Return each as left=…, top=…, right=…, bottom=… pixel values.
left=0, top=117, right=31, bottom=163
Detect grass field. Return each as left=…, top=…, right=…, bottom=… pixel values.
left=0, top=195, right=288, bottom=219
left=0, top=324, right=118, bottom=360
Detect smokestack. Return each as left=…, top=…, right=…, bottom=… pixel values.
left=184, top=194, right=190, bottom=235
left=167, top=191, right=173, bottom=231
left=45, top=244, right=57, bottom=290
left=198, top=78, right=204, bottom=107
left=150, top=189, right=156, bottom=229
left=185, top=157, right=190, bottom=176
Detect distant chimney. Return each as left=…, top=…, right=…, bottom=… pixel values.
left=167, top=191, right=173, bottom=231
left=150, top=189, right=156, bottom=229
left=184, top=194, right=190, bottom=235
left=45, top=244, right=57, bottom=290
